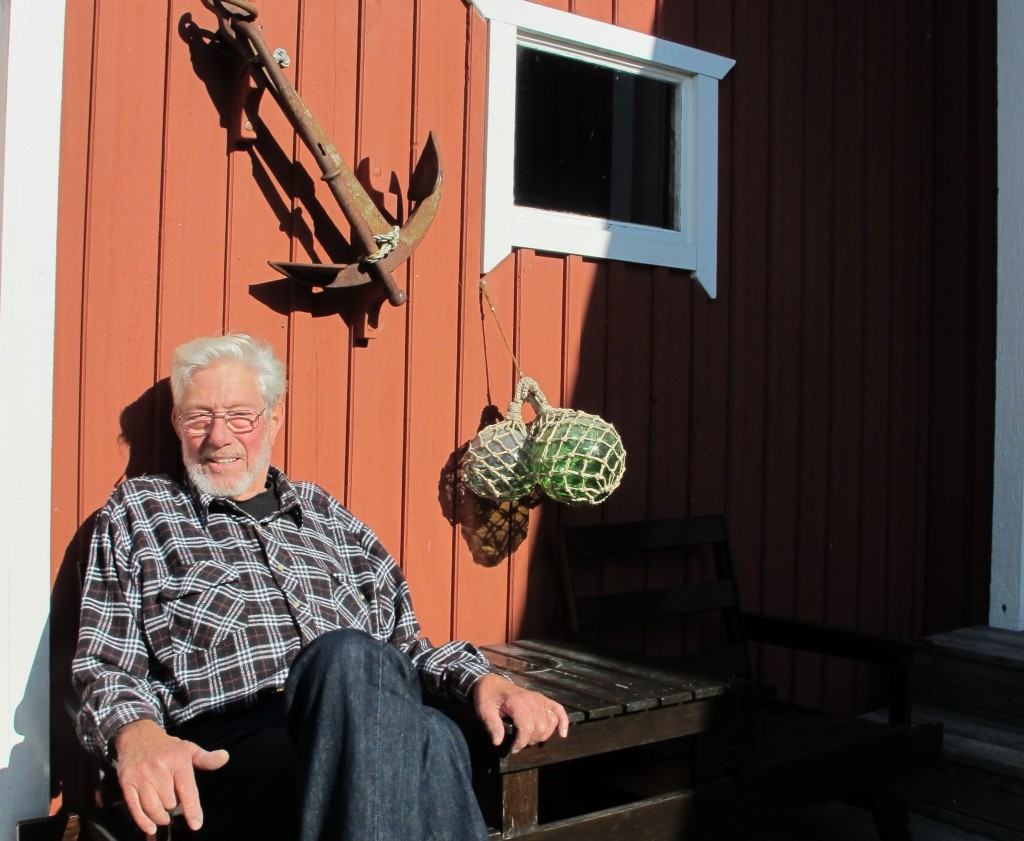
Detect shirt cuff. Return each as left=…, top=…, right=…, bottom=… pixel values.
left=445, top=658, right=498, bottom=704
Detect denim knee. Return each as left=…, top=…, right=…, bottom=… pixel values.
left=286, top=629, right=418, bottom=700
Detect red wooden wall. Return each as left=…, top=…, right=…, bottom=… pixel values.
left=49, top=0, right=995, bottom=785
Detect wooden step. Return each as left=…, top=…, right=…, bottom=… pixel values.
left=862, top=699, right=1024, bottom=841
left=913, top=627, right=1024, bottom=724
left=924, top=626, right=1024, bottom=670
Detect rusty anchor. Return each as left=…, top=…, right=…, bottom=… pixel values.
left=202, top=0, right=442, bottom=334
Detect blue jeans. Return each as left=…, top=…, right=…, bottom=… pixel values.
left=180, top=629, right=489, bottom=841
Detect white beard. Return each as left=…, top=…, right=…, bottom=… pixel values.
left=184, top=433, right=273, bottom=499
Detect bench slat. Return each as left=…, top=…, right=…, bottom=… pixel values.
left=511, top=638, right=734, bottom=701
left=484, top=644, right=660, bottom=714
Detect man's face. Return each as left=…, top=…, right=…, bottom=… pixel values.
left=172, top=361, right=284, bottom=501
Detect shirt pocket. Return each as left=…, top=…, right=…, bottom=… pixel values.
left=157, top=562, right=247, bottom=652
left=293, top=563, right=371, bottom=635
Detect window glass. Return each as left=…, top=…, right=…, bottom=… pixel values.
left=514, top=46, right=676, bottom=230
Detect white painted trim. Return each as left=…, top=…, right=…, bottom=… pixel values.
left=470, top=0, right=734, bottom=80
left=481, top=17, right=518, bottom=275
left=470, top=0, right=733, bottom=297
left=992, top=0, right=1024, bottom=630
left=509, top=207, right=698, bottom=270
left=0, top=0, right=66, bottom=832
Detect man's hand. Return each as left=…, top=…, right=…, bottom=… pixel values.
left=471, top=673, right=570, bottom=754
left=113, top=719, right=230, bottom=838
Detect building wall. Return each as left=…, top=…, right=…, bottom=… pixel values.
left=46, top=0, right=995, bottom=806
left=0, top=0, right=65, bottom=833
left=992, top=0, right=1024, bottom=631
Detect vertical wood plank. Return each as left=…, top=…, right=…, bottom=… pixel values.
left=400, top=0, right=472, bottom=644
left=793, top=0, right=837, bottom=709
left=886, top=0, right=932, bottom=640
left=52, top=0, right=95, bottom=538
left=283, top=0, right=360, bottom=503
left=570, top=0, right=614, bottom=25
left=656, top=0, right=697, bottom=43
left=858, top=0, right=897, bottom=641
left=159, top=1, right=233, bottom=352
left=563, top=255, right=609, bottom=532
left=614, top=0, right=656, bottom=34
left=760, top=0, right=806, bottom=698
left=78, top=1, right=167, bottom=512
left=220, top=0, right=298, bottom=478
left=511, top=252, right=566, bottom=639
left=824, top=0, right=867, bottom=713
left=725, top=0, right=770, bottom=617
left=688, top=0, right=732, bottom=519
left=50, top=0, right=99, bottom=810
left=648, top=268, right=693, bottom=520
left=454, top=5, right=514, bottom=646
left=345, top=0, right=416, bottom=557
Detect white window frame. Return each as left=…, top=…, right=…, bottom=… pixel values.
left=469, top=0, right=734, bottom=298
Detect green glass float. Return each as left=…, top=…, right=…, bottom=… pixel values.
left=525, top=393, right=627, bottom=506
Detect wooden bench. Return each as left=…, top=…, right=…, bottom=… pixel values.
left=442, top=640, right=743, bottom=839
left=542, top=514, right=944, bottom=840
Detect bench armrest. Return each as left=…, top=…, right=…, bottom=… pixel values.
left=741, top=611, right=919, bottom=725
left=742, top=612, right=921, bottom=666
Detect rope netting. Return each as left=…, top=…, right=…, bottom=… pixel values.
left=463, top=375, right=626, bottom=506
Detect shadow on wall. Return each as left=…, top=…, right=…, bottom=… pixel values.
left=178, top=11, right=409, bottom=342
left=118, top=378, right=184, bottom=482
left=49, top=379, right=185, bottom=811
left=438, top=404, right=543, bottom=569
left=1, top=621, right=52, bottom=832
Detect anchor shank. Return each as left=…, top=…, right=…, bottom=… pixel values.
left=234, top=19, right=407, bottom=306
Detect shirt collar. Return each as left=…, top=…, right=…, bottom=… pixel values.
left=187, top=465, right=304, bottom=528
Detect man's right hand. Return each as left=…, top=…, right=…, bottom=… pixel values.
left=113, top=719, right=230, bottom=838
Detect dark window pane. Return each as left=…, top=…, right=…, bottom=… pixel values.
left=514, top=46, right=676, bottom=230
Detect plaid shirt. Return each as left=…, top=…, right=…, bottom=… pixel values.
left=73, top=467, right=493, bottom=759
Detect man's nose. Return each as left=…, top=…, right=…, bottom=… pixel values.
left=204, top=415, right=235, bottom=446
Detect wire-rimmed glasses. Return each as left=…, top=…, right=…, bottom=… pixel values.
left=177, top=408, right=265, bottom=436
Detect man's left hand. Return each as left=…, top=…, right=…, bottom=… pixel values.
left=471, top=673, right=569, bottom=753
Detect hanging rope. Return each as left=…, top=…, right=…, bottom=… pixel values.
left=479, top=279, right=523, bottom=378
left=362, top=226, right=401, bottom=265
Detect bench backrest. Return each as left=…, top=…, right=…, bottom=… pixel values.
left=558, top=515, right=752, bottom=681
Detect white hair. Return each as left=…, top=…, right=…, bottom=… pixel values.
left=171, top=333, right=287, bottom=408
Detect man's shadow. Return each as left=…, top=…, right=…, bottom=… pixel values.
left=50, top=380, right=183, bottom=812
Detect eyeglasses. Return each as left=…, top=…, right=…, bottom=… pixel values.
left=177, top=409, right=265, bottom=436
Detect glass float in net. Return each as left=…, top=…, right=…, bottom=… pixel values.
left=462, top=381, right=536, bottom=501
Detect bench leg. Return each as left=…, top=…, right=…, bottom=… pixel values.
left=869, top=787, right=912, bottom=841
left=502, top=768, right=539, bottom=838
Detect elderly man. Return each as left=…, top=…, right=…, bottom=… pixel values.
left=73, top=333, right=568, bottom=841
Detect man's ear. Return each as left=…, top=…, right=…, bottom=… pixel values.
left=268, top=399, right=285, bottom=439
left=170, top=405, right=183, bottom=441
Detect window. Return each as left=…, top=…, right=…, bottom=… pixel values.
left=470, top=0, right=734, bottom=297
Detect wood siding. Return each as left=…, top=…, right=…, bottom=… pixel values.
left=50, top=0, right=995, bottom=782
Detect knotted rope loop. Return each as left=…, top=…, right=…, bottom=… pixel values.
left=272, top=47, right=290, bottom=67
left=510, top=376, right=551, bottom=419
left=362, top=226, right=400, bottom=265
